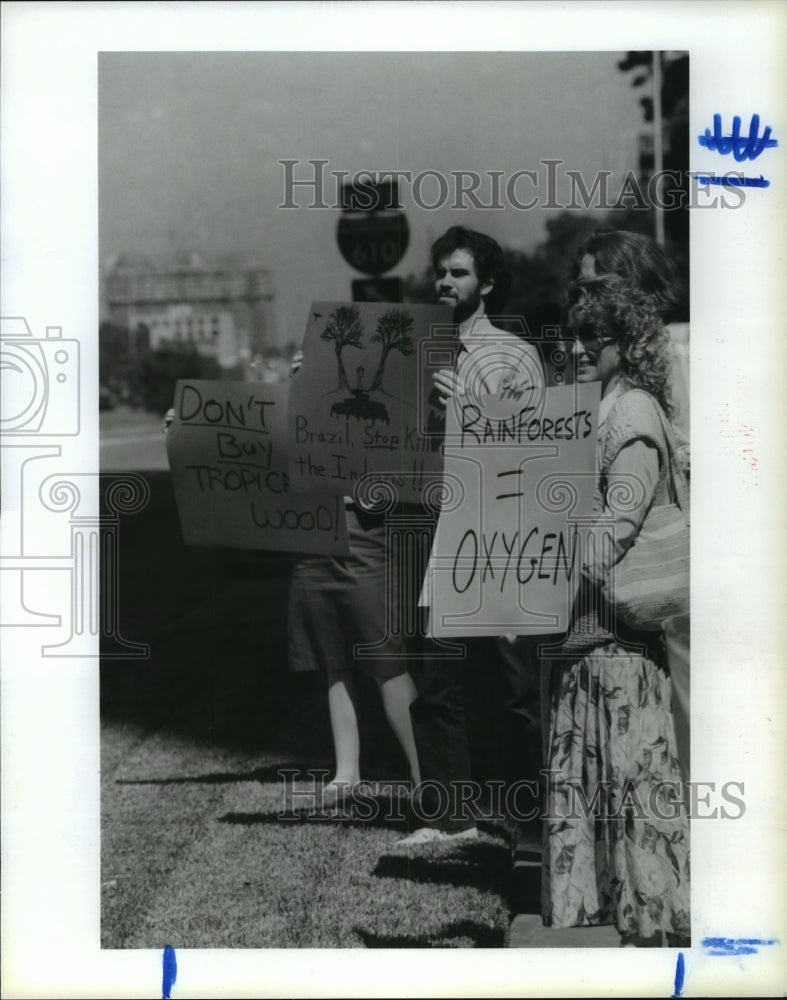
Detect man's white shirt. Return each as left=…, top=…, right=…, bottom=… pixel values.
left=455, top=312, right=545, bottom=417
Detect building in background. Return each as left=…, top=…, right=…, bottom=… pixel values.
left=102, top=252, right=276, bottom=370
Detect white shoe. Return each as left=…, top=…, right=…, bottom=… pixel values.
left=397, top=826, right=479, bottom=847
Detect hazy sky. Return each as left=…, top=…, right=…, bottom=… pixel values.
left=99, top=51, right=648, bottom=344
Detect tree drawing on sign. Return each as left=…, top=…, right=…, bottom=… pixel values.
left=330, top=364, right=390, bottom=424
left=321, top=304, right=365, bottom=391
left=369, top=308, right=414, bottom=391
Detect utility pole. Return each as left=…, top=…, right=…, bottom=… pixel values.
left=653, top=51, right=665, bottom=247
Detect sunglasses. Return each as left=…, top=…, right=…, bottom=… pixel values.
left=566, top=324, right=618, bottom=355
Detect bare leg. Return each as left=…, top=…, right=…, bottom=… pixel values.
left=327, top=668, right=361, bottom=787
left=377, top=671, right=421, bottom=785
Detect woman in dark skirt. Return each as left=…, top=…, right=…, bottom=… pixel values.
left=288, top=502, right=421, bottom=799
left=288, top=351, right=420, bottom=801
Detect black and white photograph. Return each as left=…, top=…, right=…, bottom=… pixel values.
left=97, top=45, right=693, bottom=952
left=2, top=3, right=786, bottom=997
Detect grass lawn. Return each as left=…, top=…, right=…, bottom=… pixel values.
left=101, top=719, right=514, bottom=949
left=101, top=471, right=516, bottom=948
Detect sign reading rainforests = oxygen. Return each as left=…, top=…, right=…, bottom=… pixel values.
left=423, top=382, right=602, bottom=636
left=166, top=379, right=349, bottom=554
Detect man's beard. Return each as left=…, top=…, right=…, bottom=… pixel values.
left=450, top=293, right=484, bottom=325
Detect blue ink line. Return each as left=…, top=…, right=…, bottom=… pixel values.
left=672, top=951, right=685, bottom=998
left=701, top=936, right=779, bottom=956
left=694, top=174, right=770, bottom=188
left=162, top=945, right=177, bottom=999
left=698, top=114, right=778, bottom=161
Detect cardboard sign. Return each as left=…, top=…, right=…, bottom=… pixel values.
left=286, top=301, right=454, bottom=503
left=166, top=379, right=349, bottom=555
left=423, top=382, right=601, bottom=636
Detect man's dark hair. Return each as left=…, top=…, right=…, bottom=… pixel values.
left=430, top=226, right=511, bottom=314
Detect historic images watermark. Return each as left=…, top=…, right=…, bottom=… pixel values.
left=277, top=770, right=746, bottom=823
left=0, top=316, right=150, bottom=657
left=279, top=159, right=747, bottom=212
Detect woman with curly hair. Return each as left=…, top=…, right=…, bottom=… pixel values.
left=542, top=274, right=690, bottom=947
left=571, top=230, right=691, bottom=785
left=571, top=228, right=690, bottom=475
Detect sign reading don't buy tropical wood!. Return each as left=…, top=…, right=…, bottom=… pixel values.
left=287, top=301, right=452, bottom=503
left=166, top=379, right=349, bottom=554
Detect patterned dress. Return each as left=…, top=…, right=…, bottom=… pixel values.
left=542, top=384, right=691, bottom=942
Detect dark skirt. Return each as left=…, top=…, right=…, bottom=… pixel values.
left=287, top=505, right=406, bottom=679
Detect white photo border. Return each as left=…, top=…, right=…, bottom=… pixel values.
left=2, top=1, right=786, bottom=997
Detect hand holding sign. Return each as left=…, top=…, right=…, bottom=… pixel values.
left=432, top=368, right=461, bottom=408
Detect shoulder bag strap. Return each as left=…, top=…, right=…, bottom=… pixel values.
left=622, top=388, right=690, bottom=525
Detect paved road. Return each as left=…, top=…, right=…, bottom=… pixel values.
left=99, top=407, right=169, bottom=471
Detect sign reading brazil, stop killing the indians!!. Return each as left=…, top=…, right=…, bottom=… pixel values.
left=287, top=301, right=453, bottom=503
left=422, top=381, right=602, bottom=637
left=166, top=379, right=350, bottom=555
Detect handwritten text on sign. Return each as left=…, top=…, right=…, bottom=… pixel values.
left=167, top=380, right=349, bottom=554
left=424, top=382, right=601, bottom=636
left=287, top=301, right=452, bottom=502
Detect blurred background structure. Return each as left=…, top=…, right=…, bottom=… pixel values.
left=97, top=48, right=689, bottom=949
left=100, top=252, right=282, bottom=412
left=98, top=51, right=688, bottom=417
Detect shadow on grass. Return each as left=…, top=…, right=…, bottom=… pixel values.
left=114, top=764, right=327, bottom=786
left=217, top=802, right=411, bottom=833
left=374, top=839, right=510, bottom=894
left=477, top=819, right=515, bottom=843
left=355, top=919, right=506, bottom=948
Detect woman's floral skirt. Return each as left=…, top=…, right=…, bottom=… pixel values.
left=542, top=641, right=690, bottom=940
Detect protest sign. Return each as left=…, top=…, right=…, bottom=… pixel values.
left=286, top=301, right=453, bottom=503
left=424, top=381, right=601, bottom=636
left=166, top=379, right=349, bottom=554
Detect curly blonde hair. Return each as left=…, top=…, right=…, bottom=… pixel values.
left=565, top=274, right=674, bottom=418
left=571, top=229, right=686, bottom=324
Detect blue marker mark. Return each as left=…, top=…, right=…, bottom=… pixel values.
left=702, top=936, right=779, bottom=956
left=694, top=174, right=770, bottom=188
left=162, top=945, right=177, bottom=999
left=672, top=951, right=685, bottom=998
left=698, top=114, right=778, bottom=161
